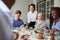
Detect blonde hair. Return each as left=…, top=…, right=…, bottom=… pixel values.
left=37, top=12, right=44, bottom=20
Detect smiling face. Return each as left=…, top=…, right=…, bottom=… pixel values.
left=15, top=10, right=21, bottom=20
left=51, top=10, right=58, bottom=19
left=37, top=13, right=44, bottom=20
left=30, top=6, right=35, bottom=12
left=15, top=14, right=21, bottom=20
left=29, top=4, right=35, bottom=12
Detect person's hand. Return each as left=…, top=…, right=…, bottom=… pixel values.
left=13, top=32, right=19, bottom=40
left=26, top=22, right=29, bottom=25
left=20, top=34, right=29, bottom=40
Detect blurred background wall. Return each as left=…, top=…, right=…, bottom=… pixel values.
left=11, top=0, right=35, bottom=22
left=11, top=0, right=60, bottom=22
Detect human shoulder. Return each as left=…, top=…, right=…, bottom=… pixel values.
left=0, top=1, right=10, bottom=13
left=27, top=11, right=30, bottom=14
left=42, top=21, right=47, bottom=26
left=34, top=11, right=37, bottom=15
left=19, top=19, right=23, bottom=21
left=43, top=21, right=47, bottom=24
left=19, top=19, right=24, bottom=22
left=56, top=18, right=60, bottom=24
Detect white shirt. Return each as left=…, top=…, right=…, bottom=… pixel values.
left=0, top=0, right=13, bottom=40
left=0, top=0, right=13, bottom=24
left=27, top=11, right=37, bottom=23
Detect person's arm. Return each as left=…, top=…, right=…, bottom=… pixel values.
left=13, top=32, right=19, bottom=40
left=22, top=20, right=24, bottom=24
left=27, top=13, right=30, bottom=23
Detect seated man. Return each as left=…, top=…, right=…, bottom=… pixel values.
left=50, top=7, right=60, bottom=40
left=13, top=10, right=24, bottom=27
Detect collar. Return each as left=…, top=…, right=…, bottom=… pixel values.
left=54, top=18, right=60, bottom=25
left=29, top=11, right=35, bottom=13
left=0, top=0, right=10, bottom=13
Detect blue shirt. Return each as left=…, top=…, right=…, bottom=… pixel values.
left=52, top=18, right=60, bottom=30
left=13, top=19, right=24, bottom=27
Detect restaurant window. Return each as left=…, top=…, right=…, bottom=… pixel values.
left=37, top=0, right=54, bottom=19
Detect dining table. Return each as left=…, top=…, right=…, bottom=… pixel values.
left=12, top=27, right=51, bottom=40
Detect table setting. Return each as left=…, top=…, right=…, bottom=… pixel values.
left=12, top=25, right=51, bottom=40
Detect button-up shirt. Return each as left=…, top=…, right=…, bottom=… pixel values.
left=0, top=0, right=13, bottom=40
left=27, top=11, right=37, bottom=23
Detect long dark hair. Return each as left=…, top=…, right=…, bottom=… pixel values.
left=50, top=7, right=60, bottom=18
left=28, top=4, right=35, bottom=11
left=50, top=7, right=60, bottom=29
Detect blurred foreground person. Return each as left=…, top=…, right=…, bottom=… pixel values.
left=0, top=0, right=17, bottom=40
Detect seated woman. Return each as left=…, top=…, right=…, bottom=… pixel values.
left=35, top=12, right=48, bottom=30
left=34, top=12, right=48, bottom=40
left=50, top=7, right=60, bottom=40
left=13, top=10, right=24, bottom=27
